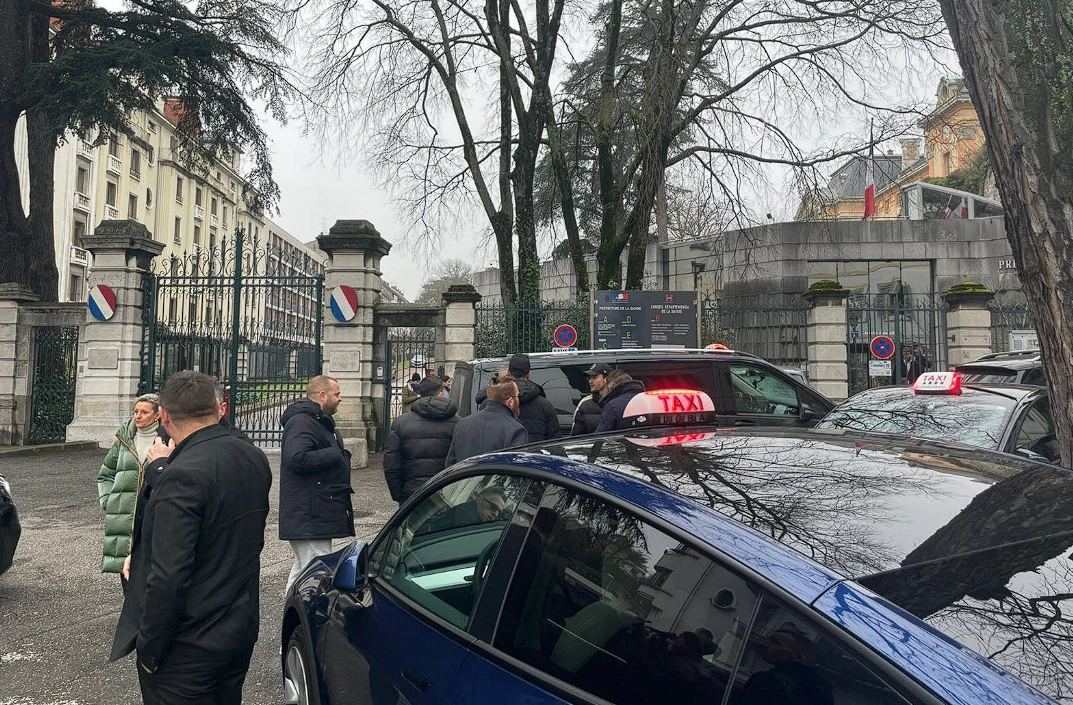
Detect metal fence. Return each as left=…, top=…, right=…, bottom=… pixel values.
left=475, top=300, right=591, bottom=357
left=702, top=295, right=810, bottom=369
left=846, top=294, right=948, bottom=394
left=989, top=301, right=1036, bottom=352
left=27, top=326, right=80, bottom=444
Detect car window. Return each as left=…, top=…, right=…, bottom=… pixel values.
left=1014, top=398, right=1057, bottom=461
left=530, top=364, right=592, bottom=418
left=494, top=485, right=758, bottom=705
left=728, top=364, right=800, bottom=416
left=1020, top=368, right=1045, bottom=386
left=493, top=485, right=911, bottom=705
left=729, top=594, right=911, bottom=705
left=370, top=474, right=530, bottom=629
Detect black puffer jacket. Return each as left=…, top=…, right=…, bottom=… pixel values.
left=384, top=396, right=460, bottom=503
left=279, top=399, right=354, bottom=541
left=570, top=394, right=605, bottom=436
left=596, top=380, right=647, bottom=432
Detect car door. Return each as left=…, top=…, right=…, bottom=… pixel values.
left=719, top=361, right=817, bottom=427
left=317, top=474, right=533, bottom=705
left=1006, top=396, right=1059, bottom=463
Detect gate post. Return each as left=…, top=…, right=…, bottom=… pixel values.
left=442, top=285, right=481, bottom=380
left=944, top=284, right=994, bottom=365
left=0, top=284, right=39, bottom=445
left=317, top=220, right=392, bottom=469
left=67, top=221, right=164, bottom=447
left=802, top=284, right=850, bottom=402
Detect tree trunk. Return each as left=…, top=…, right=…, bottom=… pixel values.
left=0, top=0, right=31, bottom=290
left=938, top=0, right=1073, bottom=463
left=27, top=10, right=58, bottom=301
left=545, top=111, right=588, bottom=296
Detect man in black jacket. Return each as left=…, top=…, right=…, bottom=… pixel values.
left=384, top=375, right=460, bottom=505
left=506, top=353, right=562, bottom=442
left=447, top=378, right=528, bottom=464
left=110, top=371, right=272, bottom=705
left=571, top=362, right=611, bottom=435
left=280, top=375, right=354, bottom=594
left=596, top=370, right=647, bottom=432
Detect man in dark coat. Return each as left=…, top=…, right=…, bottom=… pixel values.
left=384, top=375, right=460, bottom=505
left=280, top=375, right=354, bottom=594
left=571, top=362, right=611, bottom=435
left=110, top=371, right=272, bottom=705
left=506, top=353, right=562, bottom=442
left=446, top=378, right=528, bottom=464
left=596, top=370, right=647, bottom=432
left=901, top=346, right=926, bottom=384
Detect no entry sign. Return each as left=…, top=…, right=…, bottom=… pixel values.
left=870, top=335, right=895, bottom=359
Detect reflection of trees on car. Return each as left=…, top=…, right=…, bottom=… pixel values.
left=860, top=466, right=1073, bottom=698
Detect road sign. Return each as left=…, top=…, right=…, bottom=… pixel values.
left=870, top=335, right=895, bottom=359
left=87, top=284, right=116, bottom=321
left=330, top=285, right=358, bottom=322
left=850, top=330, right=859, bottom=339
left=553, top=323, right=578, bottom=348
left=868, top=360, right=892, bottom=377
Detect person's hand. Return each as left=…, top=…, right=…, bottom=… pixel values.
left=146, top=437, right=175, bottom=463
left=122, top=554, right=131, bottom=581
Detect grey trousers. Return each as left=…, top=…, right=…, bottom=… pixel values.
left=285, top=539, right=333, bottom=595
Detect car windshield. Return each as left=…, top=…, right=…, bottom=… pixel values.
left=815, top=389, right=1016, bottom=449
left=551, top=432, right=1073, bottom=702
left=955, top=366, right=1020, bottom=384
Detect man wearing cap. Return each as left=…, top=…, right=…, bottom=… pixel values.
left=383, top=375, right=460, bottom=505
left=504, top=353, right=561, bottom=442
left=571, top=363, right=611, bottom=435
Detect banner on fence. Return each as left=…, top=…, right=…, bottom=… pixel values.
left=594, top=291, right=699, bottom=350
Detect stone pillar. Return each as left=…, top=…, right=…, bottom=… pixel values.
left=803, top=288, right=850, bottom=402
left=317, top=220, right=392, bottom=469
left=442, top=285, right=481, bottom=380
left=0, top=284, right=39, bottom=445
left=67, top=221, right=164, bottom=447
left=945, top=287, right=995, bottom=366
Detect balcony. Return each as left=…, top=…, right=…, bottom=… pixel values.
left=194, top=205, right=205, bottom=220
left=130, top=167, right=141, bottom=181
left=78, top=141, right=95, bottom=160
left=70, top=246, right=89, bottom=267
left=73, top=191, right=91, bottom=214
left=105, top=205, right=120, bottom=220
left=211, top=214, right=220, bottom=229
left=106, top=154, right=122, bottom=175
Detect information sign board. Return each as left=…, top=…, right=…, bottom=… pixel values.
left=594, top=291, right=698, bottom=349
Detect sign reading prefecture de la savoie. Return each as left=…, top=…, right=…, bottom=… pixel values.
left=595, top=291, right=699, bottom=350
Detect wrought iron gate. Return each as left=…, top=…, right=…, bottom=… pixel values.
left=384, top=328, right=436, bottom=438
left=28, top=326, right=80, bottom=444
left=846, top=294, right=947, bottom=395
left=139, top=230, right=324, bottom=446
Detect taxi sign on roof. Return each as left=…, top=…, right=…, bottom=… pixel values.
left=626, top=432, right=717, bottom=448
left=623, top=389, right=716, bottom=427
left=913, top=371, right=963, bottom=395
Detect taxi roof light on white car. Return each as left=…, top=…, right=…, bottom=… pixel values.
left=913, top=371, right=963, bottom=395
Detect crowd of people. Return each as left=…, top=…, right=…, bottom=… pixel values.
left=93, top=352, right=661, bottom=703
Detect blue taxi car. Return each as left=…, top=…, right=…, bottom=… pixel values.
left=282, top=389, right=1073, bottom=705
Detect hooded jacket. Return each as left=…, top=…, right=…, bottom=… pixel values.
left=279, top=399, right=355, bottom=541
left=384, top=395, right=460, bottom=503
left=97, top=419, right=169, bottom=573
left=596, top=380, right=647, bottom=432
left=570, top=392, right=606, bottom=436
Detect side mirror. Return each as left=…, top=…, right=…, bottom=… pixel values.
left=800, top=403, right=816, bottom=422
left=332, top=540, right=370, bottom=592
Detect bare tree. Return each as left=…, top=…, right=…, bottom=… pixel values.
left=936, top=0, right=1073, bottom=464
left=414, top=257, right=474, bottom=304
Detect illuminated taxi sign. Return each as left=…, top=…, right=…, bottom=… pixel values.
left=623, top=389, right=716, bottom=427
left=913, top=371, right=963, bottom=395
left=705, top=343, right=731, bottom=351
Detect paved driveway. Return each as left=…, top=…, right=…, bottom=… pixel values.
left=0, top=448, right=396, bottom=705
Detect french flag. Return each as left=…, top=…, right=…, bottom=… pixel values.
left=862, top=120, right=876, bottom=220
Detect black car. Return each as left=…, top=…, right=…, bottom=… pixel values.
left=450, top=349, right=833, bottom=433
left=0, top=472, right=20, bottom=575
left=954, top=350, right=1044, bottom=385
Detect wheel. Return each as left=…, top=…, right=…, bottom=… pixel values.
left=283, top=628, right=319, bottom=705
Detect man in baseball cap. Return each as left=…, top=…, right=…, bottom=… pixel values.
left=571, top=363, right=612, bottom=435
left=503, top=354, right=560, bottom=442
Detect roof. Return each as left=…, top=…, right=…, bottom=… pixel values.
left=826, top=154, right=903, bottom=199
left=956, top=352, right=1041, bottom=370
left=845, top=382, right=1044, bottom=403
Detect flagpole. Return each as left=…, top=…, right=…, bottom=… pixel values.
left=863, top=119, right=876, bottom=220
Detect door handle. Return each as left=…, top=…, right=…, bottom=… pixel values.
left=734, top=420, right=757, bottom=426
left=402, top=669, right=431, bottom=693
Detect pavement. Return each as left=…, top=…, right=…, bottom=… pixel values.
left=0, top=448, right=397, bottom=705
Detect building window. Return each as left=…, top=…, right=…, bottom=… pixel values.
left=176, top=176, right=184, bottom=204
left=147, top=120, right=157, bottom=133
left=193, top=225, right=201, bottom=245
left=211, top=197, right=218, bottom=216
left=195, top=187, right=203, bottom=207
left=73, top=219, right=87, bottom=248
left=128, top=193, right=138, bottom=219
left=223, top=205, right=229, bottom=224
left=75, top=166, right=88, bottom=194
left=106, top=181, right=118, bottom=207
left=174, top=216, right=182, bottom=245
left=108, top=132, right=119, bottom=157
left=147, top=146, right=155, bottom=165
left=130, top=148, right=141, bottom=178
left=943, top=152, right=953, bottom=176
left=69, top=274, right=84, bottom=302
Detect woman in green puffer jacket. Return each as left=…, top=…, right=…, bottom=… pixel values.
left=96, top=393, right=168, bottom=574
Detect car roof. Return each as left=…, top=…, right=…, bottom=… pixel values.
left=839, top=382, right=1045, bottom=403
left=466, top=348, right=767, bottom=367
left=955, top=352, right=1041, bottom=370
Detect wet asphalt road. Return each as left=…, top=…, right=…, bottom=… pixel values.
left=0, top=448, right=397, bottom=705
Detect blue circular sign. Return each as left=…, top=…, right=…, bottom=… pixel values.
left=870, top=335, right=895, bottom=359
left=553, top=324, right=578, bottom=348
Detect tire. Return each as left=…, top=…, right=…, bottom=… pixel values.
left=283, top=628, right=319, bottom=705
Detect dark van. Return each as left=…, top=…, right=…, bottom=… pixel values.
left=450, top=348, right=834, bottom=434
